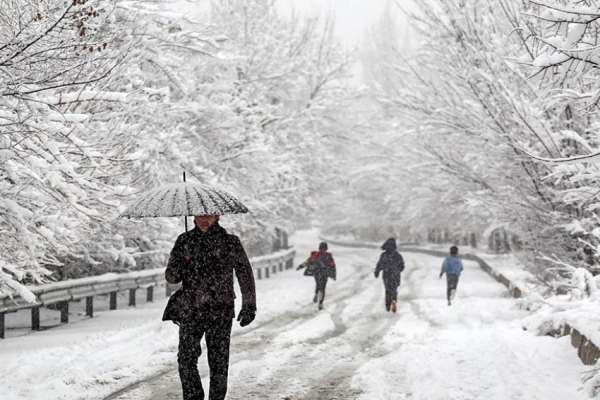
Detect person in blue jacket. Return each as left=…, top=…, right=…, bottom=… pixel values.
left=439, top=245, right=464, bottom=306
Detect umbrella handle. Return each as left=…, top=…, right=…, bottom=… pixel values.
left=183, top=171, right=188, bottom=232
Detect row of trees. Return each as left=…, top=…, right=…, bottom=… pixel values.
left=0, top=0, right=350, bottom=297
left=337, top=0, right=600, bottom=288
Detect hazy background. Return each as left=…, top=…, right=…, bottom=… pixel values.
left=277, top=0, right=412, bottom=47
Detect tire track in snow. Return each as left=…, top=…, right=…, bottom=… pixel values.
left=229, top=272, right=393, bottom=399
left=291, top=258, right=426, bottom=400
left=105, top=249, right=463, bottom=400
left=106, top=254, right=379, bottom=400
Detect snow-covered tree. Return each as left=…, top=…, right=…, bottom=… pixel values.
left=0, top=0, right=356, bottom=299
left=353, top=0, right=600, bottom=286
left=0, top=0, right=130, bottom=293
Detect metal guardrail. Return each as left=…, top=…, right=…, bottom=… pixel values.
left=0, top=248, right=295, bottom=339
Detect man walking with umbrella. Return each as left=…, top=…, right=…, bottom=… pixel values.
left=121, top=179, right=255, bottom=400
left=163, top=214, right=256, bottom=400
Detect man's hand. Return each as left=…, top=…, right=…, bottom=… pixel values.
left=237, top=305, right=256, bottom=327
left=374, top=271, right=379, bottom=279
left=439, top=273, right=443, bottom=279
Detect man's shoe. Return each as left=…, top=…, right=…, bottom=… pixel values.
left=313, top=294, right=318, bottom=303
left=390, top=301, right=397, bottom=313
left=318, top=303, right=324, bottom=310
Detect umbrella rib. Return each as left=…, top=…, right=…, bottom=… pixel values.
left=171, top=186, right=180, bottom=217
left=225, top=190, right=247, bottom=212
left=212, top=190, right=236, bottom=213
left=196, top=186, right=208, bottom=216
left=205, top=190, right=223, bottom=215
left=185, top=184, right=192, bottom=217
left=133, top=187, right=164, bottom=217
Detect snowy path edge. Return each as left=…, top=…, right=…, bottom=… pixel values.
left=322, top=236, right=600, bottom=370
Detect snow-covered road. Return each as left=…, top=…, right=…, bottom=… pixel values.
left=107, top=231, right=587, bottom=400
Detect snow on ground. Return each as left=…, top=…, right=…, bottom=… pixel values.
left=0, top=229, right=318, bottom=400
left=477, top=252, right=540, bottom=292
left=352, top=256, right=585, bottom=400
left=0, top=229, right=589, bottom=400
left=1, top=293, right=178, bottom=400
left=111, top=232, right=587, bottom=400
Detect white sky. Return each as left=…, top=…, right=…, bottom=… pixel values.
left=174, top=0, right=412, bottom=48
left=277, top=0, right=404, bottom=47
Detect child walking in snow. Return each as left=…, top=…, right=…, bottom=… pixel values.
left=374, top=238, right=405, bottom=313
left=297, top=242, right=336, bottom=310
left=439, top=245, right=464, bottom=306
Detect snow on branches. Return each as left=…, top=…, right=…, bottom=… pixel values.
left=359, top=0, right=600, bottom=280
left=0, top=0, right=351, bottom=296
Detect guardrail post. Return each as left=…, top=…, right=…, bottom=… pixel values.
left=86, top=296, right=94, bottom=318
left=257, top=268, right=262, bottom=280
left=265, top=267, right=270, bottom=279
left=32, top=307, right=40, bottom=331
left=0, top=313, right=5, bottom=339
left=470, top=233, right=477, bottom=248
left=272, top=264, right=277, bottom=274
left=110, top=291, right=117, bottom=310
left=282, top=231, right=288, bottom=249
left=60, top=301, right=69, bottom=324
left=572, top=329, right=583, bottom=348
left=279, top=262, right=283, bottom=272
left=286, top=259, right=293, bottom=269
left=147, top=286, right=154, bottom=302
left=129, top=289, right=136, bottom=307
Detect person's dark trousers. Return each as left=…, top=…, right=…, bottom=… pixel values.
left=314, top=270, right=328, bottom=305
left=446, top=274, right=459, bottom=302
left=178, top=317, right=233, bottom=400
left=384, top=277, right=400, bottom=310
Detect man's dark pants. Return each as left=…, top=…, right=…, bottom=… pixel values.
left=178, top=317, right=233, bottom=400
left=446, top=274, right=460, bottom=301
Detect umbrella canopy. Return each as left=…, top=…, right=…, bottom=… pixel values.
left=121, top=182, right=249, bottom=218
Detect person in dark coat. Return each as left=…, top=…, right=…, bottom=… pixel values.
left=297, top=241, right=336, bottom=310
left=374, top=238, right=405, bottom=313
left=439, top=245, right=464, bottom=306
left=163, top=215, right=256, bottom=400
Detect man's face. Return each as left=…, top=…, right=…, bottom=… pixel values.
left=195, top=215, right=218, bottom=232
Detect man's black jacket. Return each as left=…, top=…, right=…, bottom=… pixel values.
left=162, top=224, right=256, bottom=323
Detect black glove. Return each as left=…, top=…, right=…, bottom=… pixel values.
left=374, top=271, right=379, bottom=279
left=297, top=261, right=308, bottom=271
left=237, top=305, right=256, bottom=327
